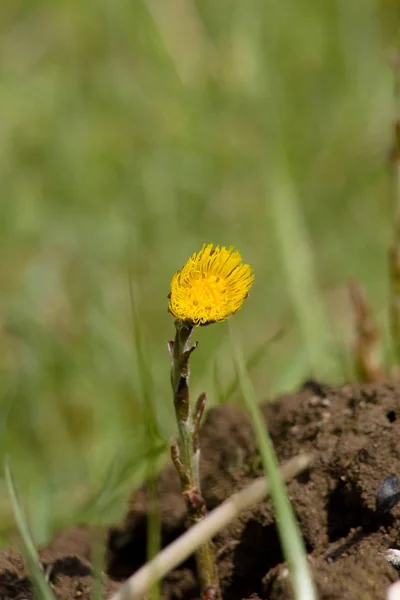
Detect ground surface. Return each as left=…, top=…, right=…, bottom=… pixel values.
left=2, top=381, right=400, bottom=599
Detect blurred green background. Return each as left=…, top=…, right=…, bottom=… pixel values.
left=0, top=0, right=399, bottom=544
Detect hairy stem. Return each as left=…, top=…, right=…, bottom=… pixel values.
left=169, top=320, right=219, bottom=597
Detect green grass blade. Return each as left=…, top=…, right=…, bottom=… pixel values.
left=4, top=457, right=57, bottom=600
left=231, top=330, right=317, bottom=600
left=129, top=276, right=161, bottom=600
left=91, top=527, right=105, bottom=600
left=217, top=328, right=284, bottom=404
left=212, top=360, right=225, bottom=405
left=267, top=167, right=338, bottom=380
left=80, top=439, right=167, bottom=525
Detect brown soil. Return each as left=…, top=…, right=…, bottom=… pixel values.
left=2, top=381, right=400, bottom=599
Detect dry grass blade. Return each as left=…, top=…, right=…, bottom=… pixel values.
left=109, top=453, right=313, bottom=600
left=389, top=244, right=400, bottom=365
left=348, top=281, right=384, bottom=382
left=388, top=59, right=400, bottom=365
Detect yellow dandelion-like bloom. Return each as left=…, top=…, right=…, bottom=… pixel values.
left=169, top=243, right=254, bottom=326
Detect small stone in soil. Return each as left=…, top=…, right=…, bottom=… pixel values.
left=384, top=549, right=400, bottom=571
left=376, top=475, right=400, bottom=513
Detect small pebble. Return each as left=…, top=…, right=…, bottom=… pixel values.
left=309, top=396, right=320, bottom=407
left=384, top=548, right=400, bottom=570
left=387, top=580, right=400, bottom=600
left=376, top=475, right=400, bottom=513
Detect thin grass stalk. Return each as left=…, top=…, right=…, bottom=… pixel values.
left=216, top=328, right=283, bottom=404
left=267, top=167, right=336, bottom=379
left=129, top=278, right=162, bottom=600
left=91, top=527, right=105, bottom=600
left=4, top=458, right=56, bottom=600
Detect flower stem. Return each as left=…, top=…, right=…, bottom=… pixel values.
left=169, top=320, right=219, bottom=598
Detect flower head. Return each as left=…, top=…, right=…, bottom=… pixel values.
left=169, top=243, right=254, bottom=326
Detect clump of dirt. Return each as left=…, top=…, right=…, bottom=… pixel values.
left=2, top=381, right=400, bottom=599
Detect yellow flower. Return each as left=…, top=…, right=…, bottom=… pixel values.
left=169, top=243, right=254, bottom=326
